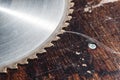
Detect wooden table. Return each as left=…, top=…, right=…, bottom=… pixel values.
left=0, top=0, right=120, bottom=80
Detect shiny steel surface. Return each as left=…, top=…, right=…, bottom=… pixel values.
left=0, top=0, right=68, bottom=68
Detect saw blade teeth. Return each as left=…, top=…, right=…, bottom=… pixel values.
left=69, top=9, right=74, bottom=14
left=63, top=22, right=69, bottom=28
left=18, top=59, right=28, bottom=64
left=8, top=64, right=18, bottom=69
left=70, top=2, right=74, bottom=7
left=67, top=16, right=72, bottom=20
left=28, top=54, right=38, bottom=59
left=38, top=49, right=46, bottom=53
left=68, top=0, right=74, bottom=7
left=45, top=43, right=54, bottom=47
left=57, top=30, right=66, bottom=35
left=69, top=0, right=73, bottom=3
left=0, top=67, right=7, bottom=73
left=35, top=48, right=47, bottom=54
left=0, top=0, right=74, bottom=72
left=52, top=36, right=60, bottom=41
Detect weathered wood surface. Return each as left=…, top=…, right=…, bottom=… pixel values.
left=0, top=0, right=120, bottom=80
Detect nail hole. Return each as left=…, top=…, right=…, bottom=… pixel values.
left=88, top=43, right=97, bottom=49
left=82, top=64, right=87, bottom=67
left=87, top=70, right=92, bottom=74
left=76, top=51, right=81, bottom=55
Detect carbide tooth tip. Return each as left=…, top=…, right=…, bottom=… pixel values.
left=40, top=49, right=46, bottom=53
left=58, top=30, right=66, bottom=34
left=0, top=67, right=7, bottom=73
left=69, top=9, right=74, bottom=13
left=68, top=16, right=72, bottom=20
left=18, top=59, right=28, bottom=64
left=8, top=64, right=18, bottom=69
left=53, top=36, right=60, bottom=41
left=46, top=43, right=54, bottom=47
left=65, top=22, right=70, bottom=27
left=29, top=54, right=38, bottom=59
left=70, top=2, right=74, bottom=7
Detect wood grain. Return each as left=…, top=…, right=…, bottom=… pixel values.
left=0, top=0, right=120, bottom=80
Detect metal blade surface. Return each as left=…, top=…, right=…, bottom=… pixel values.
left=0, top=0, right=68, bottom=69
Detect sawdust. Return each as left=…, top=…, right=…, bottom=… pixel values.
left=84, top=0, right=119, bottom=12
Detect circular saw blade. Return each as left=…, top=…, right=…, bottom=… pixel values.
left=0, top=0, right=74, bottom=72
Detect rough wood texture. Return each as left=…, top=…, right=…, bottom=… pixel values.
left=0, top=0, right=120, bottom=80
